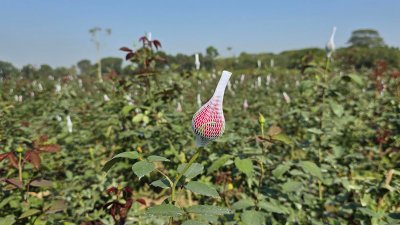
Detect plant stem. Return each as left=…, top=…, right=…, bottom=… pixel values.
left=155, top=168, right=173, bottom=188
left=169, top=147, right=203, bottom=225
left=171, top=147, right=203, bottom=204
left=260, top=125, right=264, bottom=138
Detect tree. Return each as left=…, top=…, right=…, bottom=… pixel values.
left=0, top=61, right=18, bottom=78
left=348, top=29, right=385, bottom=48
left=204, top=46, right=219, bottom=70
left=77, top=59, right=93, bottom=76
left=101, top=57, right=123, bottom=74
left=206, top=46, right=219, bottom=59
left=21, top=64, right=36, bottom=79
left=37, top=64, right=53, bottom=77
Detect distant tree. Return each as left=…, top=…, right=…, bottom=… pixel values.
left=0, top=61, right=18, bottom=78
left=206, top=46, right=219, bottom=59
left=37, top=64, right=53, bottom=77
left=348, top=29, right=385, bottom=48
left=53, top=67, right=70, bottom=78
left=100, top=57, right=123, bottom=74
left=77, top=59, right=92, bottom=76
left=21, top=64, right=36, bottom=79
left=204, top=46, right=219, bottom=70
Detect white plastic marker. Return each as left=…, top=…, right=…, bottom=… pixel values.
left=243, top=99, right=249, bottom=110
left=147, top=32, right=152, bottom=41
left=55, top=84, right=61, bottom=93
left=270, top=59, right=274, bottom=68
left=326, top=26, right=336, bottom=58
left=176, top=102, right=182, bottom=112
left=192, top=70, right=232, bottom=147
left=240, top=74, right=245, bottom=83
left=257, top=59, right=262, bottom=69
left=197, top=93, right=202, bottom=108
left=257, top=76, right=262, bottom=87
left=283, top=92, right=291, bottom=104
left=38, top=83, right=43, bottom=92
left=104, top=94, right=110, bottom=102
left=66, top=115, right=73, bottom=133
left=266, top=74, right=271, bottom=86
left=195, top=53, right=200, bottom=71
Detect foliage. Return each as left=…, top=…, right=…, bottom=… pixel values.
left=1, top=29, right=400, bottom=224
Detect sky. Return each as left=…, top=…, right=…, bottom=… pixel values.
left=1, top=0, right=399, bottom=68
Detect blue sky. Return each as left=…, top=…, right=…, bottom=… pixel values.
left=1, top=0, right=399, bottom=68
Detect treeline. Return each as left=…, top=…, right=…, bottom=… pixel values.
left=1, top=46, right=399, bottom=80
left=1, top=28, right=399, bottom=79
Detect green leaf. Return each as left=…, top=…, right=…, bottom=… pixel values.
left=146, top=204, right=185, bottom=217
left=182, top=220, right=210, bottom=225
left=330, top=101, right=344, bottom=117
left=298, top=161, right=323, bottom=180
left=348, top=74, right=364, bottom=86
left=29, top=179, right=53, bottom=187
left=234, top=157, right=254, bottom=177
left=102, top=158, right=121, bottom=172
left=307, top=128, right=323, bottom=135
left=272, top=162, right=292, bottom=178
left=102, top=151, right=141, bottom=172
left=132, top=161, right=155, bottom=179
left=19, top=209, right=41, bottom=219
left=148, top=155, right=170, bottom=162
left=207, top=154, right=231, bottom=174
left=0, top=215, right=16, bottom=225
left=114, top=151, right=141, bottom=160
left=196, top=215, right=219, bottom=223
left=271, top=133, right=293, bottom=146
left=186, top=205, right=232, bottom=215
left=150, top=178, right=171, bottom=189
left=121, top=105, right=135, bottom=116
left=232, top=199, right=255, bottom=210
left=0, top=196, right=16, bottom=208
left=185, top=181, right=220, bottom=198
left=177, top=163, right=204, bottom=179
left=258, top=201, right=289, bottom=214
left=241, top=210, right=266, bottom=225
left=282, top=181, right=302, bottom=193
left=45, top=200, right=66, bottom=214
left=132, top=113, right=144, bottom=123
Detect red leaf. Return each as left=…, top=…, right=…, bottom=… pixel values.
left=39, top=135, right=49, bottom=143
left=153, top=40, right=162, bottom=50
left=5, top=178, right=23, bottom=189
left=136, top=198, right=147, bottom=206
left=139, top=36, right=147, bottom=43
left=119, top=47, right=132, bottom=52
left=0, top=153, right=8, bottom=162
left=106, top=187, right=118, bottom=195
left=125, top=52, right=135, bottom=60
left=39, top=144, right=60, bottom=153
left=124, top=198, right=133, bottom=209
left=123, top=187, right=133, bottom=196
left=25, top=150, right=41, bottom=169
left=7, top=153, right=18, bottom=169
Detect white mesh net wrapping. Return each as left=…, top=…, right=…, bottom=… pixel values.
left=192, top=71, right=232, bottom=147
